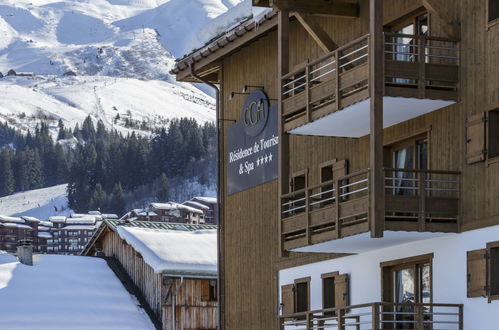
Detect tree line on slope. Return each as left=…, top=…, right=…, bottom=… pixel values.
left=0, top=116, right=216, bottom=215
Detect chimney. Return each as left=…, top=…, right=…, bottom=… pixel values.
left=17, top=239, right=33, bottom=266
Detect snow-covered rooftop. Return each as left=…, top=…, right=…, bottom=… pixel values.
left=0, top=253, right=154, bottom=330
left=20, top=216, right=40, bottom=223
left=65, top=217, right=96, bottom=225
left=48, top=216, right=66, bottom=223
left=37, top=232, right=52, bottom=239
left=183, top=201, right=210, bottom=210
left=193, top=196, right=217, bottom=205
left=0, top=223, right=32, bottom=230
left=116, top=226, right=217, bottom=276
left=38, top=226, right=52, bottom=231
left=39, top=221, right=54, bottom=228
left=149, top=202, right=204, bottom=214
left=0, top=215, right=25, bottom=224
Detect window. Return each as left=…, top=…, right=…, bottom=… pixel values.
left=489, top=0, right=499, bottom=24
left=288, top=169, right=308, bottom=216
left=318, top=159, right=348, bottom=207
left=468, top=241, right=499, bottom=302
left=381, top=254, right=433, bottom=327
left=280, top=277, right=310, bottom=318
left=201, top=279, right=217, bottom=302
left=466, top=109, right=499, bottom=164
left=321, top=272, right=350, bottom=314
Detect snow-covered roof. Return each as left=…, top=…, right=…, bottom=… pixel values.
left=88, top=211, right=101, bottom=215
left=183, top=201, right=210, bottom=210
left=37, top=232, right=52, bottom=239
left=21, top=216, right=41, bottom=223
left=193, top=196, right=217, bottom=205
left=149, top=202, right=203, bottom=214
left=0, top=215, right=25, bottom=224
left=38, top=226, right=52, bottom=231
left=65, top=217, right=96, bottom=225
left=137, top=211, right=158, bottom=216
left=0, top=254, right=154, bottom=329
left=101, top=214, right=119, bottom=219
left=39, top=221, right=53, bottom=227
left=0, top=223, right=32, bottom=230
left=49, top=216, right=67, bottom=223
left=62, top=225, right=97, bottom=231
left=116, top=226, right=217, bottom=276
left=69, top=213, right=88, bottom=218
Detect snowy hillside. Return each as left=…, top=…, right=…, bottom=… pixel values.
left=0, top=184, right=71, bottom=218
left=0, top=0, right=257, bottom=135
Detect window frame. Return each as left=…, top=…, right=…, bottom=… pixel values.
left=294, top=276, right=311, bottom=315
left=487, top=0, right=499, bottom=29
left=486, top=107, right=499, bottom=165
left=321, top=271, right=339, bottom=312
left=487, top=241, right=499, bottom=302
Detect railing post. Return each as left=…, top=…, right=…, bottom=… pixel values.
left=418, top=171, right=426, bottom=232
left=459, top=305, right=464, bottom=330
left=418, top=35, right=426, bottom=98
left=338, top=309, right=345, bottom=330
left=306, top=184, right=311, bottom=245
left=335, top=49, right=340, bottom=110
left=305, top=60, right=311, bottom=123
left=306, top=313, right=312, bottom=330
left=415, top=305, right=424, bottom=329
left=335, top=179, right=341, bottom=239
left=372, top=303, right=380, bottom=330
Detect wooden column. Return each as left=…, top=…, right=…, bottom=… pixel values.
left=278, top=10, right=290, bottom=256
left=369, top=0, right=384, bottom=238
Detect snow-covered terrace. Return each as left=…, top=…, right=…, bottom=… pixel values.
left=0, top=252, right=154, bottom=330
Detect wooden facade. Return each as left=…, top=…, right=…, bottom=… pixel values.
left=83, top=221, right=218, bottom=330
left=173, top=0, right=499, bottom=328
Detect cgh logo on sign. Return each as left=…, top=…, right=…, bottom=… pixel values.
left=242, top=89, right=269, bottom=137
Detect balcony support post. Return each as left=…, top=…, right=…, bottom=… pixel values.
left=418, top=171, right=427, bottom=232
left=369, top=0, right=384, bottom=238
left=278, top=9, right=290, bottom=257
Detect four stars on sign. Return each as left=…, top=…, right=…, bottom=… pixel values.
left=256, top=153, right=273, bottom=166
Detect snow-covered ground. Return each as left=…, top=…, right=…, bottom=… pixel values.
left=0, top=184, right=71, bottom=218
left=0, top=252, right=154, bottom=330
left=0, top=0, right=257, bottom=136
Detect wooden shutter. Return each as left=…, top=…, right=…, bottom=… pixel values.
left=332, top=160, right=348, bottom=179
left=334, top=273, right=350, bottom=307
left=281, top=284, right=295, bottom=316
left=466, top=113, right=486, bottom=164
left=201, top=280, right=211, bottom=302
left=467, top=249, right=488, bottom=298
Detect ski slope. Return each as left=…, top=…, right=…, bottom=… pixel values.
left=0, top=184, right=71, bottom=219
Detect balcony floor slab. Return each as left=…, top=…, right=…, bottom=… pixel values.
left=291, top=230, right=456, bottom=254
left=288, top=97, right=455, bottom=138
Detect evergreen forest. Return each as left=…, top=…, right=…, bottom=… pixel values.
left=0, top=116, right=216, bottom=216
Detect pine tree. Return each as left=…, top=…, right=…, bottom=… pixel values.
left=110, top=182, right=125, bottom=216
left=89, top=183, right=107, bottom=211
left=0, top=149, right=15, bottom=196
left=157, top=173, right=169, bottom=202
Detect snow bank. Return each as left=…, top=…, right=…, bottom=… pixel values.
left=116, top=226, right=217, bottom=275
left=0, top=254, right=154, bottom=330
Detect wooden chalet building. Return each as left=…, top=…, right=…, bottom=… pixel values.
left=173, top=0, right=499, bottom=329
left=82, top=220, right=218, bottom=330
left=0, top=215, right=51, bottom=253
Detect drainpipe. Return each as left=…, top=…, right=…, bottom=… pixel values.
left=190, top=63, right=222, bottom=330
left=171, top=276, right=184, bottom=330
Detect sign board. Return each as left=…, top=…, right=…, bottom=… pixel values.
left=227, top=90, right=278, bottom=195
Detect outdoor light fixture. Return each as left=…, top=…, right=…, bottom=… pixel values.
left=241, top=85, right=264, bottom=93
left=228, top=91, right=250, bottom=100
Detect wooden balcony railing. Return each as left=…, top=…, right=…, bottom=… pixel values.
left=280, top=302, right=463, bottom=330
left=281, top=168, right=460, bottom=250
left=281, top=33, right=459, bottom=132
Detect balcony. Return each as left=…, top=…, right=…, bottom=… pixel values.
left=281, top=33, right=459, bottom=137
left=280, top=302, right=463, bottom=330
left=281, top=168, right=460, bottom=253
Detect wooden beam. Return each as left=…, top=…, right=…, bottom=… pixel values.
left=270, top=0, right=359, bottom=17
left=422, top=0, right=459, bottom=39
left=278, top=10, right=290, bottom=257
left=295, top=13, right=339, bottom=53
left=369, top=0, right=384, bottom=238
